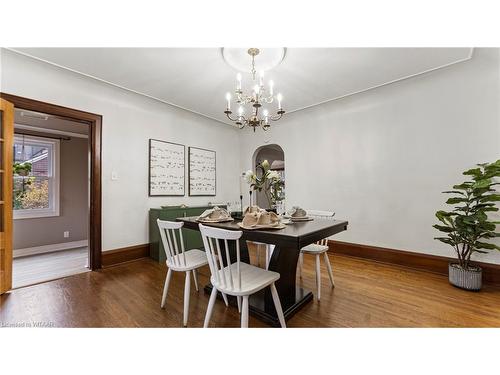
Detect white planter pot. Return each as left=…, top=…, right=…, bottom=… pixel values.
left=448, top=263, right=482, bottom=291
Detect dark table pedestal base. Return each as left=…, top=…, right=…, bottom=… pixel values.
left=204, top=284, right=313, bottom=327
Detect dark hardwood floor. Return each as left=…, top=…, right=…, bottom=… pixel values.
left=2, top=251, right=500, bottom=328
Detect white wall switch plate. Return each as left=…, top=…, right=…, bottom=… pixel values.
left=111, top=171, right=119, bottom=181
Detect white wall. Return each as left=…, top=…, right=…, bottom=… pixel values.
left=0, top=48, right=241, bottom=251
left=238, top=48, right=500, bottom=264
left=2, top=48, right=499, bottom=264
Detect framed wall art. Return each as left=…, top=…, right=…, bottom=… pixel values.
left=188, top=146, right=216, bottom=196
left=149, top=139, right=185, bottom=196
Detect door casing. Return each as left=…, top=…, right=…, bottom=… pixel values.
left=0, top=93, right=103, bottom=270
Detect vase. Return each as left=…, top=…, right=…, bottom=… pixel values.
left=448, top=263, right=482, bottom=291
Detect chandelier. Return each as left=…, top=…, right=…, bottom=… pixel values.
left=224, top=48, right=285, bottom=131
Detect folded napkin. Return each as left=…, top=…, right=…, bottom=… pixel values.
left=242, top=205, right=280, bottom=228
left=288, top=206, right=307, bottom=218
left=198, top=206, right=231, bottom=221
left=243, top=205, right=263, bottom=215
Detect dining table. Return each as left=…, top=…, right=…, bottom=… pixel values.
left=177, top=216, right=349, bottom=326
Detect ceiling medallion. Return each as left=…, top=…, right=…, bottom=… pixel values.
left=223, top=48, right=285, bottom=132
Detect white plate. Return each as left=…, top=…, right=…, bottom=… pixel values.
left=290, top=217, right=313, bottom=222
left=197, top=217, right=234, bottom=223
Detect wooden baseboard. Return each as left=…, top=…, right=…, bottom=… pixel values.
left=328, top=240, right=500, bottom=285
left=102, top=244, right=150, bottom=267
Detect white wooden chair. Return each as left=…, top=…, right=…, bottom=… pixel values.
left=199, top=223, right=286, bottom=328
left=298, top=210, right=336, bottom=301
left=157, top=219, right=229, bottom=327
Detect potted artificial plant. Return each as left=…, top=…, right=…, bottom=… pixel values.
left=433, top=160, right=500, bottom=291
left=13, top=162, right=32, bottom=176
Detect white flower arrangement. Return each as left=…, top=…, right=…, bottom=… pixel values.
left=242, top=159, right=284, bottom=207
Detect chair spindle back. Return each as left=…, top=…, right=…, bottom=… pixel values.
left=306, top=210, right=336, bottom=246
left=199, top=223, right=243, bottom=292
left=157, top=219, right=187, bottom=267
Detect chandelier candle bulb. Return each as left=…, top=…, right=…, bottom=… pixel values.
left=277, top=93, right=282, bottom=109
left=259, top=71, right=264, bottom=86
left=269, top=80, right=274, bottom=95
left=236, top=73, right=242, bottom=91
left=225, top=93, right=231, bottom=110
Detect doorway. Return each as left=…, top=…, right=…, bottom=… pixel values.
left=252, top=144, right=285, bottom=209
left=12, top=109, right=91, bottom=287
left=0, top=93, right=102, bottom=288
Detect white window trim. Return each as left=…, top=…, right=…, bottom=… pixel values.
left=13, top=135, right=60, bottom=220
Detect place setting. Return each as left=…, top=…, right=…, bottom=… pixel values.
left=237, top=205, right=286, bottom=230
left=282, top=206, right=314, bottom=223
left=196, top=206, right=234, bottom=223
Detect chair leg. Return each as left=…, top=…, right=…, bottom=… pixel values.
left=270, top=283, right=286, bottom=328
left=315, top=254, right=321, bottom=301
left=160, top=268, right=172, bottom=309
left=241, top=296, right=249, bottom=328
left=298, top=252, right=304, bottom=278
left=237, top=296, right=242, bottom=313
left=183, top=271, right=191, bottom=327
left=204, top=286, right=218, bottom=328
left=256, top=244, right=261, bottom=267
left=192, top=269, right=199, bottom=292
left=324, top=252, right=335, bottom=288
left=265, top=245, right=271, bottom=270
left=222, top=292, right=229, bottom=307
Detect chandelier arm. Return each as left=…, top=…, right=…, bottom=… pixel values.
left=269, top=113, right=283, bottom=121
left=225, top=112, right=239, bottom=122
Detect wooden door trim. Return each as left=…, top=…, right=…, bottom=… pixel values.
left=0, top=93, right=102, bottom=270
left=0, top=98, right=14, bottom=293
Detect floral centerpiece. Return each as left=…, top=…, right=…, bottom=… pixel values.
left=244, top=160, right=284, bottom=209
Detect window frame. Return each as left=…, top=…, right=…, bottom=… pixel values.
left=13, top=135, right=60, bottom=220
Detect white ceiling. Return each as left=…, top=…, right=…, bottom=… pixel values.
left=11, top=48, right=473, bottom=126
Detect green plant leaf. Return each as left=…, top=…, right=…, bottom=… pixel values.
left=480, top=207, right=499, bottom=212
left=453, top=182, right=473, bottom=190
left=435, top=210, right=455, bottom=225
left=463, top=168, right=481, bottom=177
left=480, top=194, right=500, bottom=202
left=434, top=237, right=457, bottom=246
left=446, top=197, right=468, bottom=204
left=472, top=179, right=492, bottom=189
left=432, top=224, right=454, bottom=233
left=442, top=190, right=466, bottom=195
left=475, top=241, right=500, bottom=251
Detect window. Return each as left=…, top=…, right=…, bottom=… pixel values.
left=13, top=135, right=60, bottom=219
